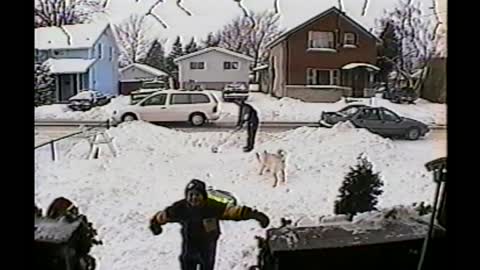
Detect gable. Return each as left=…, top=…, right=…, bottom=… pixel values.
left=174, top=47, right=254, bottom=63
left=267, top=7, right=379, bottom=49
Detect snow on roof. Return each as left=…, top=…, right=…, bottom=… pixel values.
left=120, top=63, right=168, bottom=77
left=174, top=47, right=254, bottom=63
left=35, top=23, right=109, bottom=50
left=45, top=58, right=96, bottom=74
left=266, top=7, right=380, bottom=49
left=342, top=63, right=380, bottom=71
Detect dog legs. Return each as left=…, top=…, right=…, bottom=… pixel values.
left=273, top=173, right=279, bottom=188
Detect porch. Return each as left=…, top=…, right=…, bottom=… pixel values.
left=45, top=58, right=96, bottom=102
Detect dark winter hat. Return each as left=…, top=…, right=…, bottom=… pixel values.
left=185, top=179, right=208, bottom=199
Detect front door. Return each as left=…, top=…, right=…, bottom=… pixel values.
left=352, top=69, right=366, bottom=98
left=353, top=108, right=384, bottom=134
left=136, top=93, right=168, bottom=122
left=58, top=74, right=77, bottom=101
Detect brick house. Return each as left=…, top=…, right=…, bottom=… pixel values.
left=264, top=6, right=381, bottom=102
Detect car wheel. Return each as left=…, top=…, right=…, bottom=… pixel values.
left=122, top=113, right=137, bottom=122
left=406, top=127, right=420, bottom=140
left=190, top=113, right=206, bottom=126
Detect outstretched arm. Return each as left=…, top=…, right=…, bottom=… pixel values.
left=220, top=205, right=270, bottom=228
left=149, top=202, right=184, bottom=235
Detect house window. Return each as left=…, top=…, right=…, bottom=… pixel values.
left=344, top=33, right=356, bottom=46
left=308, top=31, right=335, bottom=49
left=190, top=62, right=205, bottom=70
left=224, top=61, right=239, bottom=70
left=98, top=44, right=102, bottom=59
left=109, top=47, right=113, bottom=61
left=306, top=68, right=340, bottom=85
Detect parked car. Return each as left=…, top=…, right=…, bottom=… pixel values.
left=130, top=80, right=169, bottom=105
left=112, top=90, right=221, bottom=126
left=68, top=90, right=111, bottom=111
left=319, top=104, right=430, bottom=140
left=383, top=86, right=418, bottom=104
left=222, top=82, right=249, bottom=102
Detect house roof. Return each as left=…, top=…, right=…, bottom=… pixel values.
left=120, top=63, right=168, bottom=77
left=35, top=23, right=109, bottom=50
left=174, top=47, right=254, bottom=63
left=45, top=58, right=97, bottom=74
left=266, top=6, right=380, bottom=49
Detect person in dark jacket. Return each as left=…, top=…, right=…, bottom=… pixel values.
left=235, top=99, right=259, bottom=152
left=149, top=179, right=270, bottom=270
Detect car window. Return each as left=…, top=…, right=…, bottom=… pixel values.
left=171, top=94, right=191, bottom=105
left=382, top=109, right=401, bottom=122
left=142, top=94, right=166, bottom=106
left=357, top=108, right=381, bottom=120
left=191, top=94, right=210, bottom=104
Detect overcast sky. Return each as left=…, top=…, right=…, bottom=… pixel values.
left=99, top=0, right=440, bottom=49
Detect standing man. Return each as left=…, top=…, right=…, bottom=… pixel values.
left=149, top=179, right=270, bottom=270
left=235, top=99, right=259, bottom=152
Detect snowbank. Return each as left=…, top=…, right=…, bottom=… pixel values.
left=35, top=92, right=446, bottom=126
left=35, top=121, right=445, bottom=270
left=35, top=95, right=130, bottom=121
left=217, top=93, right=446, bottom=126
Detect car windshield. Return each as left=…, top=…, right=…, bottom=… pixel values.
left=339, top=106, right=362, bottom=116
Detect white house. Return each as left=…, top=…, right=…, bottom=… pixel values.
left=119, top=63, right=169, bottom=94
left=35, top=22, right=120, bottom=102
left=174, top=47, right=254, bottom=90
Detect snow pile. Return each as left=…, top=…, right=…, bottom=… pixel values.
left=217, top=93, right=446, bottom=125
left=35, top=95, right=130, bottom=121
left=35, top=122, right=444, bottom=270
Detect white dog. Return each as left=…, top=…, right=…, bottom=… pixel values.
left=255, top=149, right=287, bottom=188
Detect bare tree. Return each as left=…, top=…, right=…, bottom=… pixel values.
left=115, top=14, right=154, bottom=66
left=34, top=0, right=106, bottom=27
left=217, top=10, right=283, bottom=68
left=376, top=0, right=440, bottom=91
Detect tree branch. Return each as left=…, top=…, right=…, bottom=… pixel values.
left=273, top=0, right=280, bottom=14
left=176, top=0, right=192, bottom=16
left=337, top=0, right=343, bottom=11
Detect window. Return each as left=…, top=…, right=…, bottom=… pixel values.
left=224, top=61, right=239, bottom=70
left=357, top=108, right=381, bottom=121
left=344, top=33, right=356, bottom=46
left=109, top=47, right=113, bottom=61
left=381, top=109, right=401, bottom=122
left=308, top=31, right=335, bottom=49
left=98, top=44, right=102, bottom=59
left=142, top=94, right=166, bottom=106
left=171, top=94, right=191, bottom=105
left=340, top=106, right=361, bottom=117
left=191, top=94, right=210, bottom=104
left=306, top=69, right=340, bottom=85
left=190, top=62, right=205, bottom=70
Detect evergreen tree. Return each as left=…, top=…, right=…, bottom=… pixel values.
left=201, top=32, right=220, bottom=48
left=334, top=154, right=384, bottom=220
left=144, top=39, right=167, bottom=72
left=184, top=37, right=200, bottom=54
left=166, top=36, right=184, bottom=89
left=34, top=61, right=55, bottom=106
left=377, top=20, right=401, bottom=88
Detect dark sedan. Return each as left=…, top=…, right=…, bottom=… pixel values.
left=319, top=104, right=430, bottom=140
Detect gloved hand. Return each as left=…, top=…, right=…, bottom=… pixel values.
left=252, top=210, right=270, bottom=228
left=149, top=215, right=163, bottom=236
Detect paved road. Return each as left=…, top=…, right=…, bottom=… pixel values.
left=35, top=123, right=446, bottom=147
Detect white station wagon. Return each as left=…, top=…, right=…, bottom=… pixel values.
left=112, top=90, right=221, bottom=126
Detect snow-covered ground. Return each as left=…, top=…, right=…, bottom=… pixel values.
left=35, top=92, right=446, bottom=126
left=35, top=121, right=446, bottom=270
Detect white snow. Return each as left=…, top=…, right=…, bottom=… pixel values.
left=120, top=63, right=168, bottom=78
left=217, top=93, right=447, bottom=126
left=35, top=121, right=446, bottom=270
left=342, top=63, right=380, bottom=71
left=35, top=23, right=109, bottom=50
left=45, top=58, right=96, bottom=74
left=69, top=91, right=94, bottom=101
left=35, top=95, right=130, bottom=121
left=35, top=92, right=446, bottom=126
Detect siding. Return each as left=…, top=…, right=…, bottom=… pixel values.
left=178, top=50, right=251, bottom=84
left=91, top=28, right=119, bottom=96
